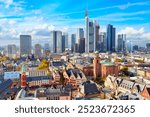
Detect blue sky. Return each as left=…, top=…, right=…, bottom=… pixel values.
left=0, top=0, right=150, bottom=46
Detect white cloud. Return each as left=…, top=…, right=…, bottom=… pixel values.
left=119, top=27, right=144, bottom=35
left=142, top=33, right=150, bottom=40
left=119, top=1, right=149, bottom=10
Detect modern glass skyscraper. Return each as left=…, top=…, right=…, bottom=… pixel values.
left=51, top=31, right=62, bottom=53
left=85, top=9, right=99, bottom=53
left=77, top=28, right=84, bottom=39
left=20, top=35, right=32, bottom=57
left=78, top=38, right=85, bottom=53
left=118, top=34, right=124, bottom=52
left=107, top=24, right=116, bottom=52
left=62, top=35, right=66, bottom=52
left=99, top=32, right=107, bottom=52
left=94, top=22, right=100, bottom=51
left=71, top=34, right=76, bottom=52
left=85, top=9, right=89, bottom=53
left=117, top=34, right=126, bottom=52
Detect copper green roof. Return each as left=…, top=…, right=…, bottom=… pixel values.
left=100, top=62, right=114, bottom=66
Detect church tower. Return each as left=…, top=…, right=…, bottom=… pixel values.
left=93, top=51, right=101, bottom=79
left=20, top=63, right=27, bottom=88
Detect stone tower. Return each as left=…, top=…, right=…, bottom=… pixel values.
left=93, top=51, right=101, bottom=79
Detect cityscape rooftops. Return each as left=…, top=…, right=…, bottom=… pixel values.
left=81, top=81, right=99, bottom=95
left=0, top=79, right=12, bottom=93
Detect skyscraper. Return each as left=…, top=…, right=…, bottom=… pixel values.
left=34, top=44, right=42, bottom=58
left=95, top=22, right=100, bottom=51
left=78, top=38, right=85, bottom=53
left=64, top=33, right=68, bottom=49
left=117, top=34, right=126, bottom=52
left=107, top=24, right=116, bottom=52
left=118, top=34, right=124, bottom=52
left=99, top=32, right=107, bottom=52
left=71, top=34, right=76, bottom=52
left=77, top=28, right=84, bottom=39
left=62, top=35, right=66, bottom=52
left=133, top=45, right=139, bottom=51
left=85, top=9, right=99, bottom=53
left=51, top=31, right=62, bottom=53
left=20, top=35, right=32, bottom=57
left=7, top=44, right=17, bottom=58
left=85, top=9, right=89, bottom=53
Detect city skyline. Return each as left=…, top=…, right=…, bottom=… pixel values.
left=0, top=0, right=150, bottom=46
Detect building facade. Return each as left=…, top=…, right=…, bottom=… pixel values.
left=34, top=44, right=42, bottom=58
left=107, top=24, right=116, bottom=52
left=20, top=35, right=32, bottom=57
left=51, top=31, right=62, bottom=53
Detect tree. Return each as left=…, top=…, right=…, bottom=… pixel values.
left=115, top=58, right=123, bottom=62
left=38, top=59, right=49, bottom=70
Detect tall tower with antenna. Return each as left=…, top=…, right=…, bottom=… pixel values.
left=85, top=8, right=89, bottom=53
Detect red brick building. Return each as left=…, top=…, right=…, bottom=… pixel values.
left=101, top=62, right=119, bottom=78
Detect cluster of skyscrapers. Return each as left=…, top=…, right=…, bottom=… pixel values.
left=6, top=9, right=150, bottom=58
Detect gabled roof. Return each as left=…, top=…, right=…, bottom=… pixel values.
left=66, top=69, right=83, bottom=78
left=27, top=76, right=53, bottom=82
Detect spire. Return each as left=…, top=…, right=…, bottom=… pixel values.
left=85, top=8, right=88, bottom=17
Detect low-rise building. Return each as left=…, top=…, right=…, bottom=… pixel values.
left=34, top=86, right=71, bottom=100
left=79, top=81, right=100, bottom=97
left=27, top=76, right=54, bottom=87
left=63, top=68, right=87, bottom=88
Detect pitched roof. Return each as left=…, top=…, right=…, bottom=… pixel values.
left=27, top=76, right=53, bottom=82
left=66, top=69, right=83, bottom=78
left=82, top=81, right=99, bottom=95
left=0, top=79, right=12, bottom=93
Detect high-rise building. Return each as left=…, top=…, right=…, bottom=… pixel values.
left=133, top=45, right=139, bottom=51
left=74, top=43, right=79, bottom=53
left=34, top=44, right=42, bottom=58
left=85, top=9, right=100, bottom=53
left=20, top=35, right=32, bottom=57
left=118, top=34, right=123, bottom=52
left=107, top=24, right=116, bottom=52
left=95, top=22, right=100, bottom=51
left=63, top=33, right=68, bottom=49
left=146, top=43, right=150, bottom=52
left=85, top=9, right=89, bottom=53
left=77, top=28, right=84, bottom=39
left=88, top=21, right=95, bottom=52
left=71, top=34, right=76, bottom=52
left=7, top=44, right=17, bottom=58
left=51, top=31, right=62, bottom=53
left=99, top=32, right=107, bottom=52
left=117, top=34, right=126, bottom=52
left=78, top=38, right=85, bottom=53
left=62, top=35, right=66, bottom=52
